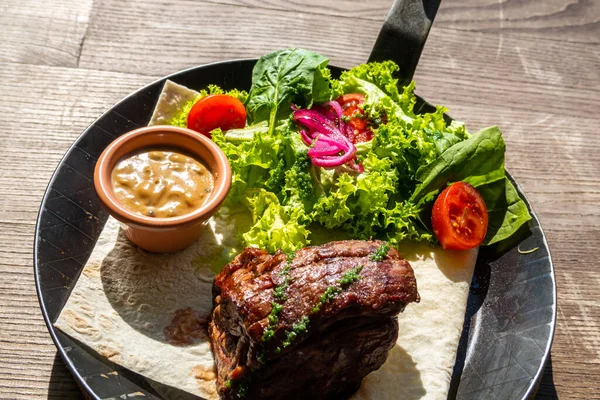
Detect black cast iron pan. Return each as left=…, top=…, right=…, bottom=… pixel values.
left=34, top=0, right=556, bottom=398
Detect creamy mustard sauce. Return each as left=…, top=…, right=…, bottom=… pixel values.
left=111, top=148, right=214, bottom=218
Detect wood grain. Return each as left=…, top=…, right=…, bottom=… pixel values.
left=435, top=0, right=600, bottom=45
left=77, top=0, right=378, bottom=76
left=204, top=0, right=392, bottom=21
left=0, top=0, right=599, bottom=399
left=76, top=0, right=599, bottom=104
left=201, top=0, right=600, bottom=44
left=0, top=0, right=93, bottom=67
left=0, top=63, right=150, bottom=400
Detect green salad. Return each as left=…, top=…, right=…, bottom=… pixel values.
left=169, top=48, right=531, bottom=253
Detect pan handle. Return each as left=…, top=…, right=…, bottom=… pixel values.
left=368, top=0, right=442, bottom=84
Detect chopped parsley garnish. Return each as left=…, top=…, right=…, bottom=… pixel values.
left=312, top=265, right=363, bottom=313
left=261, top=252, right=295, bottom=342
left=282, top=316, right=310, bottom=348
left=226, top=368, right=254, bottom=397
left=339, top=265, right=364, bottom=285
left=272, top=260, right=292, bottom=301
left=284, top=265, right=363, bottom=347
left=241, top=262, right=364, bottom=397
left=370, top=242, right=390, bottom=261
left=262, top=260, right=363, bottom=357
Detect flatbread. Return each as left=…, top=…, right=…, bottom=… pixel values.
left=55, top=80, right=478, bottom=399
left=55, top=207, right=253, bottom=400
left=56, top=216, right=475, bottom=400
left=55, top=216, right=218, bottom=398
left=148, top=80, right=199, bottom=126
left=352, top=243, right=477, bottom=400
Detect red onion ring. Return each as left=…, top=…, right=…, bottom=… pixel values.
left=308, top=135, right=346, bottom=157
left=322, top=101, right=344, bottom=121
left=293, top=112, right=351, bottom=149
left=311, top=147, right=356, bottom=167
left=293, top=105, right=359, bottom=170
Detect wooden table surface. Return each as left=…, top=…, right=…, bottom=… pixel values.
left=0, top=0, right=598, bottom=398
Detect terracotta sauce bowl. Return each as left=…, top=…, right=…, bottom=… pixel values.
left=94, top=126, right=231, bottom=252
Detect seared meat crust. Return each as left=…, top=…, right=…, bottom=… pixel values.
left=209, top=240, right=419, bottom=400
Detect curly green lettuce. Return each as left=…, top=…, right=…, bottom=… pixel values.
left=167, top=49, right=530, bottom=252
left=242, top=189, right=310, bottom=254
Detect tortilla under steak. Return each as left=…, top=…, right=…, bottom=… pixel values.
left=54, top=80, right=478, bottom=399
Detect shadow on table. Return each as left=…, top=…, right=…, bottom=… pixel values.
left=48, top=352, right=84, bottom=400
left=535, top=355, right=558, bottom=399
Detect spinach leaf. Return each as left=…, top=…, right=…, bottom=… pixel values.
left=410, top=126, right=531, bottom=245
left=477, top=178, right=532, bottom=245
left=246, top=49, right=331, bottom=134
left=433, top=131, right=463, bottom=156
left=410, top=126, right=506, bottom=203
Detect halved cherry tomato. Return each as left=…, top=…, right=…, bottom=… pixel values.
left=431, top=182, right=488, bottom=250
left=337, top=93, right=366, bottom=109
left=336, top=93, right=374, bottom=143
left=187, top=94, right=246, bottom=138
left=354, top=128, right=374, bottom=142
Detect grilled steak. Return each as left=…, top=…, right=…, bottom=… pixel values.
left=209, top=240, right=419, bottom=399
